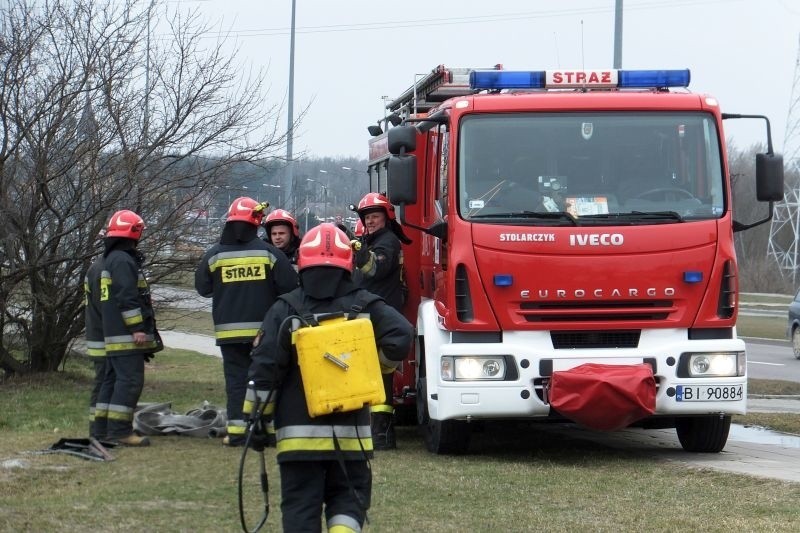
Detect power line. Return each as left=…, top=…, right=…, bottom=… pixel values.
left=187, top=0, right=744, bottom=40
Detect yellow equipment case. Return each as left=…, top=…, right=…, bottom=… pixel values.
left=283, top=290, right=385, bottom=418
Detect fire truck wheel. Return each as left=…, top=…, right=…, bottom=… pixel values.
left=416, top=376, right=430, bottom=426
left=416, top=376, right=471, bottom=454
left=394, top=405, right=416, bottom=426
left=423, top=418, right=471, bottom=455
left=675, top=415, right=731, bottom=453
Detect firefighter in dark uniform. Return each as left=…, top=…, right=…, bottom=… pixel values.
left=85, top=251, right=108, bottom=439
left=97, top=210, right=161, bottom=446
left=246, top=223, right=413, bottom=533
left=195, top=197, right=297, bottom=446
left=353, top=192, right=412, bottom=450
left=263, top=208, right=301, bottom=268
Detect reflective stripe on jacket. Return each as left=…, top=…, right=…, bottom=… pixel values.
left=101, top=249, right=159, bottom=357
left=195, top=240, right=297, bottom=345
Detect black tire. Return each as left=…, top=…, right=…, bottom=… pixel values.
left=416, top=376, right=430, bottom=426
left=394, top=404, right=417, bottom=426
left=417, top=377, right=471, bottom=454
left=675, top=415, right=731, bottom=453
left=792, top=327, right=800, bottom=360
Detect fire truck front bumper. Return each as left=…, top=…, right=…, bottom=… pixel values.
left=426, top=329, right=748, bottom=422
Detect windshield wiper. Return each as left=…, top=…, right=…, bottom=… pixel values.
left=470, top=211, right=579, bottom=226
left=580, top=211, right=684, bottom=223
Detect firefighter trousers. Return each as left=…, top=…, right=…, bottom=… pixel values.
left=280, top=459, right=371, bottom=533
left=220, top=343, right=252, bottom=439
left=89, top=357, right=110, bottom=439
left=98, top=354, right=145, bottom=439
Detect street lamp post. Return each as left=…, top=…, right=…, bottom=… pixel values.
left=284, top=0, right=297, bottom=211
left=306, top=178, right=328, bottom=226
left=339, top=166, right=363, bottom=211
left=263, top=183, right=282, bottom=207
left=225, top=185, right=249, bottom=207
left=318, top=170, right=330, bottom=221
left=305, top=186, right=309, bottom=232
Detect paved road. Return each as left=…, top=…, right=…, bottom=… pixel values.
left=160, top=330, right=217, bottom=357
left=153, top=286, right=211, bottom=312
left=746, top=338, right=800, bottom=381
left=541, top=423, right=800, bottom=483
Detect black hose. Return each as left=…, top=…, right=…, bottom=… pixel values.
left=238, top=399, right=269, bottom=533
left=237, top=316, right=302, bottom=532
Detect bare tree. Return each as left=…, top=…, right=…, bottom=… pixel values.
left=0, top=0, right=286, bottom=375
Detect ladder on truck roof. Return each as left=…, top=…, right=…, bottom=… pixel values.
left=386, top=64, right=503, bottom=119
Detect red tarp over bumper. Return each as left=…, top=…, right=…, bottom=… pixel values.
left=548, top=363, right=656, bottom=431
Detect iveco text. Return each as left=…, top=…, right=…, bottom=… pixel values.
left=569, top=233, right=624, bottom=246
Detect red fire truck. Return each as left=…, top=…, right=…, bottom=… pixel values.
left=366, top=65, right=784, bottom=454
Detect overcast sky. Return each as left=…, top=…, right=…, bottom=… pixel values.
left=181, top=0, right=800, bottom=161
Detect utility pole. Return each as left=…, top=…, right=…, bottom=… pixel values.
left=283, top=0, right=297, bottom=211
left=318, top=170, right=329, bottom=220
left=304, top=187, right=309, bottom=233
left=613, top=0, right=623, bottom=69
left=767, top=33, right=800, bottom=283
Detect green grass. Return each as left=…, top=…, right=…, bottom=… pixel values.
left=740, top=293, right=792, bottom=304
left=735, top=412, right=800, bottom=435
left=736, top=314, right=788, bottom=340
left=748, top=379, right=800, bottom=396
left=157, top=307, right=214, bottom=336
left=737, top=379, right=800, bottom=435
left=2, top=350, right=800, bottom=531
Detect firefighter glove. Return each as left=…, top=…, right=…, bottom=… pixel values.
left=353, top=244, right=369, bottom=267
left=247, top=415, right=275, bottom=451
left=247, top=427, right=269, bottom=452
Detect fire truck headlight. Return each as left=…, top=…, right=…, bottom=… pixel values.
left=439, top=356, right=507, bottom=381
left=685, top=352, right=741, bottom=377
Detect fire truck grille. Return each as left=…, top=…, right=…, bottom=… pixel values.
left=518, top=300, right=674, bottom=322
left=550, top=330, right=641, bottom=349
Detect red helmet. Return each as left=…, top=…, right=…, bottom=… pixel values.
left=106, top=210, right=145, bottom=240
left=353, top=219, right=365, bottom=237
left=226, top=197, right=266, bottom=226
left=297, top=223, right=353, bottom=272
left=356, top=192, right=395, bottom=221
left=264, top=209, right=300, bottom=237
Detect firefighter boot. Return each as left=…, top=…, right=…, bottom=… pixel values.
left=222, top=435, right=246, bottom=447
left=116, top=434, right=151, bottom=447
left=371, top=412, right=396, bottom=450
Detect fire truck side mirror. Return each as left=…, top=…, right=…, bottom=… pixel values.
left=387, top=155, right=417, bottom=205
left=388, top=125, right=417, bottom=155
left=427, top=219, right=448, bottom=241
left=755, top=152, right=784, bottom=202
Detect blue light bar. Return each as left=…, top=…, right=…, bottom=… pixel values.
left=618, top=69, right=690, bottom=88
left=469, top=69, right=691, bottom=90
left=683, top=271, right=704, bottom=283
left=493, top=274, right=514, bottom=287
left=470, top=71, right=546, bottom=90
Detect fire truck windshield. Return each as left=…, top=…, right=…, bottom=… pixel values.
left=458, top=112, right=724, bottom=225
